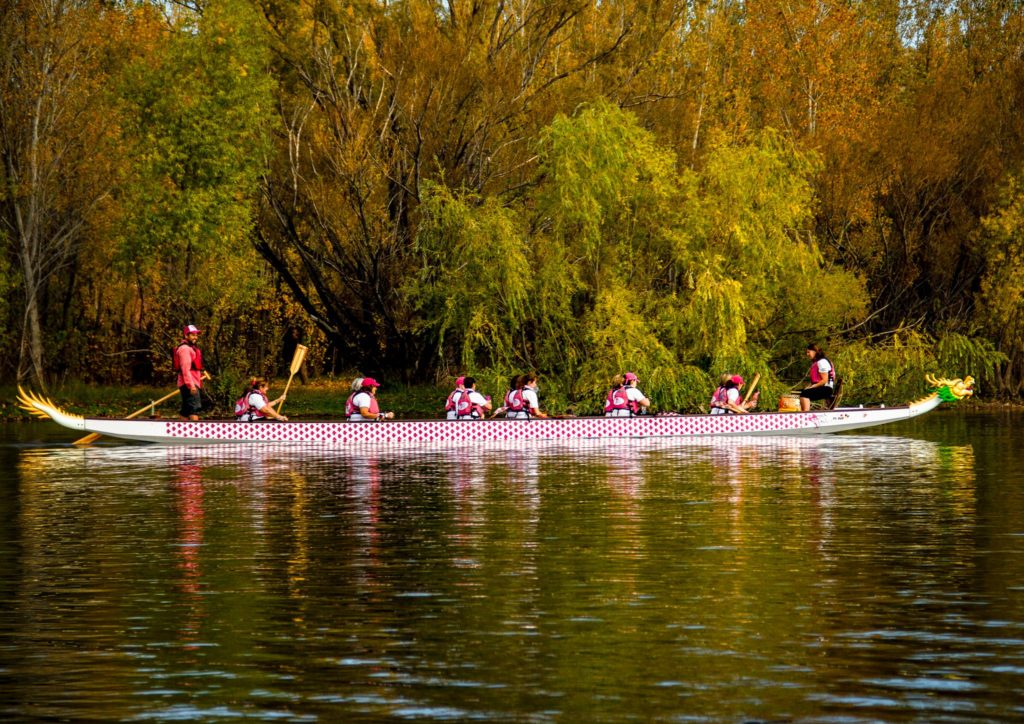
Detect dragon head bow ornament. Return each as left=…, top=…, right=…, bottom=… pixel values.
left=925, top=374, right=975, bottom=402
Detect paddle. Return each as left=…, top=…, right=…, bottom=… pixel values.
left=274, top=344, right=307, bottom=415
left=742, top=373, right=761, bottom=405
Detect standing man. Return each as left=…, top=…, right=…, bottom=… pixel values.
left=175, top=324, right=204, bottom=421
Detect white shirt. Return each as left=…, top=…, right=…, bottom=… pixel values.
left=815, top=359, right=834, bottom=388
left=349, top=391, right=375, bottom=421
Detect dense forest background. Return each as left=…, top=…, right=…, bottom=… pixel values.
left=1, top=0, right=1022, bottom=410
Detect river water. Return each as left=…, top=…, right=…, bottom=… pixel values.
left=1, top=410, right=1022, bottom=721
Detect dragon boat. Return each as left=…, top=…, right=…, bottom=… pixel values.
left=16, top=375, right=973, bottom=446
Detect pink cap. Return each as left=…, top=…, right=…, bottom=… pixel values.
left=624, top=372, right=638, bottom=382
left=183, top=324, right=202, bottom=336
left=362, top=377, right=381, bottom=388
left=455, top=376, right=465, bottom=386
left=731, top=375, right=744, bottom=385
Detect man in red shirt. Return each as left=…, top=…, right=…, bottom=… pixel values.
left=175, top=324, right=204, bottom=420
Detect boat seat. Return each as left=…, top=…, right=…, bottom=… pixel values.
left=809, top=376, right=844, bottom=410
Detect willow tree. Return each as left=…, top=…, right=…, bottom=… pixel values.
left=254, top=0, right=646, bottom=377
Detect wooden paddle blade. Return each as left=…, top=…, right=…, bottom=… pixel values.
left=73, top=432, right=101, bottom=445
left=290, top=344, right=308, bottom=375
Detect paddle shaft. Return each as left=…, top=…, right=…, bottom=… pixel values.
left=73, top=389, right=181, bottom=445
left=742, top=373, right=761, bottom=404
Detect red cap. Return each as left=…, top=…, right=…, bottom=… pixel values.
left=183, top=324, right=202, bottom=336
left=731, top=375, right=744, bottom=385
left=624, top=372, right=638, bottom=382
left=455, top=376, right=465, bottom=386
left=362, top=377, right=381, bottom=388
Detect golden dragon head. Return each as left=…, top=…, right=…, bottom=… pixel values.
left=925, top=374, right=975, bottom=402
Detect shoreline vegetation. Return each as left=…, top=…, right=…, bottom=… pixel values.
left=3, top=379, right=1016, bottom=423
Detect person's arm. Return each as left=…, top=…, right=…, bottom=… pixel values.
left=724, top=390, right=748, bottom=414
left=522, top=389, right=548, bottom=418
left=258, top=401, right=287, bottom=421
left=631, top=388, right=650, bottom=409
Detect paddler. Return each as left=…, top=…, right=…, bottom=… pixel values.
left=509, top=373, right=548, bottom=419
left=346, top=378, right=395, bottom=422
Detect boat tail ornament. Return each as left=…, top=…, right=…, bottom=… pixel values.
left=17, top=386, right=87, bottom=431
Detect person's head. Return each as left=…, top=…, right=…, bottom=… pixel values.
left=351, top=376, right=364, bottom=392
left=182, top=324, right=201, bottom=342
left=806, top=343, right=824, bottom=361
left=509, top=374, right=522, bottom=390
left=250, top=377, right=269, bottom=392
left=624, top=371, right=638, bottom=387
left=463, top=376, right=476, bottom=390
left=522, top=373, right=538, bottom=388
left=361, top=377, right=381, bottom=394
left=730, top=374, right=744, bottom=388
left=724, top=378, right=738, bottom=390
left=611, top=374, right=624, bottom=389
left=455, top=375, right=465, bottom=389
left=719, top=373, right=731, bottom=386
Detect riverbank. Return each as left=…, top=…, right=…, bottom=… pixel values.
left=2, top=379, right=1017, bottom=422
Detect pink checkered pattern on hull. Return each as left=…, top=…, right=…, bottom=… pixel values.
left=164, top=412, right=823, bottom=444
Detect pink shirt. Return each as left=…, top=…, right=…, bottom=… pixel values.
left=175, top=344, right=203, bottom=389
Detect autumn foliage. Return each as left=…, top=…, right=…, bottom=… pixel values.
left=0, top=0, right=1021, bottom=404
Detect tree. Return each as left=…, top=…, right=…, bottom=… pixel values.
left=0, top=0, right=119, bottom=385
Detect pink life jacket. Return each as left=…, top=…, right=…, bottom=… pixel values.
left=235, top=390, right=268, bottom=420
left=505, top=388, right=527, bottom=414
left=445, top=388, right=464, bottom=413
left=709, top=385, right=728, bottom=410
left=455, top=391, right=481, bottom=418
left=605, top=386, right=630, bottom=413
left=346, top=391, right=380, bottom=418
left=809, top=358, right=836, bottom=386
left=173, top=342, right=203, bottom=372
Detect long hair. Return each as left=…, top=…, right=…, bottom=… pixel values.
left=248, top=377, right=268, bottom=392
left=807, top=343, right=826, bottom=361
left=610, top=374, right=624, bottom=390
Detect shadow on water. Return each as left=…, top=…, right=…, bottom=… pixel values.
left=1, top=414, right=1023, bottom=720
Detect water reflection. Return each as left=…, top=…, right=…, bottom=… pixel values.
left=4, top=430, right=1023, bottom=721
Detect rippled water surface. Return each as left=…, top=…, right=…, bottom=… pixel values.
left=1, top=410, right=1023, bottom=720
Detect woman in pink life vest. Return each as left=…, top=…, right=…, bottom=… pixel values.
left=237, top=378, right=288, bottom=421
left=505, top=373, right=548, bottom=419
left=605, top=372, right=649, bottom=416
left=709, top=373, right=732, bottom=413
left=799, top=343, right=836, bottom=411
left=346, top=378, right=395, bottom=422
left=445, top=376, right=467, bottom=419
left=711, top=375, right=751, bottom=414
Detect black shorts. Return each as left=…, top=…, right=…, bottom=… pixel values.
left=179, top=385, right=202, bottom=417
left=800, top=386, right=833, bottom=401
